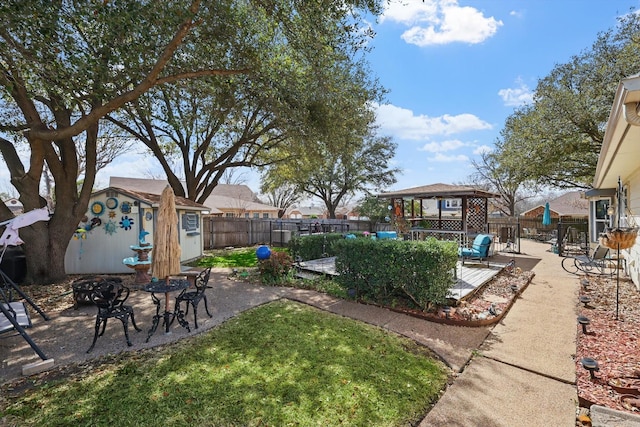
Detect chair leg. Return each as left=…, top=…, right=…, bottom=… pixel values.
left=191, top=301, right=199, bottom=329
left=119, top=316, right=133, bottom=346
left=202, top=296, right=213, bottom=318
left=87, top=316, right=103, bottom=353
left=98, top=317, right=108, bottom=337
left=130, top=309, right=142, bottom=332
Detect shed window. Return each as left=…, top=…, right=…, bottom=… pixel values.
left=181, top=213, right=199, bottom=231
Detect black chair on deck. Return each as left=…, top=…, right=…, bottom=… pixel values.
left=87, top=280, right=141, bottom=353
left=174, top=267, right=212, bottom=329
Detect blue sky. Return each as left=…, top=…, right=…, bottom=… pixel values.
left=368, top=0, right=640, bottom=192
left=1, top=1, right=639, bottom=200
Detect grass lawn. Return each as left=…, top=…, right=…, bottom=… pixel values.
left=194, top=247, right=263, bottom=268
left=1, top=301, right=448, bottom=426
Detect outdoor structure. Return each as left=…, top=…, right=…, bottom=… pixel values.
left=586, top=73, right=640, bottom=290
left=376, top=183, right=499, bottom=246
left=521, top=191, right=589, bottom=221
left=110, top=177, right=279, bottom=219
left=64, top=187, right=208, bottom=275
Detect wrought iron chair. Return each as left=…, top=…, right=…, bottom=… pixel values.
left=561, top=245, right=614, bottom=276
left=87, top=280, right=141, bottom=353
left=174, top=267, right=212, bottom=329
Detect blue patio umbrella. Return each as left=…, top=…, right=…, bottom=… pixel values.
left=542, top=202, right=552, bottom=226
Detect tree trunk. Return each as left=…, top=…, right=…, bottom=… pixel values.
left=19, top=209, right=77, bottom=285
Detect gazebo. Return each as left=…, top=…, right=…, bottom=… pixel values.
left=377, top=183, right=499, bottom=245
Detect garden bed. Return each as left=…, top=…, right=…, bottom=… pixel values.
left=377, top=267, right=535, bottom=327
left=576, top=274, right=640, bottom=414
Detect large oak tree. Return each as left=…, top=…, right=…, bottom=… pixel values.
left=491, top=10, right=640, bottom=189
left=0, top=0, right=383, bottom=284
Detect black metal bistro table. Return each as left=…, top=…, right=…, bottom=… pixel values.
left=143, top=278, right=191, bottom=342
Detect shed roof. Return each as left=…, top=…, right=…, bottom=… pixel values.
left=93, top=187, right=209, bottom=212
left=377, top=183, right=499, bottom=199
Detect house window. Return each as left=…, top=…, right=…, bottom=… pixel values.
left=225, top=213, right=234, bottom=218
left=263, top=213, right=269, bottom=218
left=253, top=213, right=259, bottom=218
left=244, top=212, right=250, bottom=218
left=445, top=199, right=460, bottom=209
left=181, top=213, right=199, bottom=231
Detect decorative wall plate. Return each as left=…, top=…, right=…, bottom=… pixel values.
left=119, top=215, right=134, bottom=230
left=105, top=197, right=118, bottom=209
left=104, top=220, right=117, bottom=235
left=91, top=201, right=105, bottom=216
left=145, top=211, right=153, bottom=221
left=120, top=201, right=131, bottom=214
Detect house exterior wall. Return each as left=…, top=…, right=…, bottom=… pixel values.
left=624, top=169, right=640, bottom=289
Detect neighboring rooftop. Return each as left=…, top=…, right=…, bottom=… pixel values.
left=521, top=191, right=588, bottom=217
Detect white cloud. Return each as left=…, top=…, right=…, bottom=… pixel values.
left=419, top=139, right=465, bottom=153
left=498, top=78, right=534, bottom=107
left=382, top=0, right=503, bottom=46
left=375, top=103, right=492, bottom=139
left=428, top=153, right=469, bottom=162
left=473, top=145, right=493, bottom=155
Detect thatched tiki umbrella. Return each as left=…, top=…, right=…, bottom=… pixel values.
left=152, top=185, right=182, bottom=283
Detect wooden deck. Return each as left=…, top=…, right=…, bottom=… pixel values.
left=296, top=257, right=506, bottom=300
left=451, top=262, right=506, bottom=301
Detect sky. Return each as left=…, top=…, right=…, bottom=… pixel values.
left=368, top=0, right=640, bottom=192
left=2, top=0, right=640, bottom=200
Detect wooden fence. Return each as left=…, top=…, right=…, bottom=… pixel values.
left=202, top=217, right=380, bottom=249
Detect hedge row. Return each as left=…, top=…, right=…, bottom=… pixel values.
left=331, top=238, right=458, bottom=311
left=288, top=233, right=347, bottom=261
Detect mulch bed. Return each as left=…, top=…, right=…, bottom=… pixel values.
left=576, top=274, right=640, bottom=414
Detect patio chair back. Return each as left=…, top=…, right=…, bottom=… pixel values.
left=471, top=234, right=493, bottom=257
left=591, top=245, right=609, bottom=260
left=87, top=280, right=140, bottom=353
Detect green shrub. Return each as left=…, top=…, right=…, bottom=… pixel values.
left=332, top=238, right=457, bottom=311
left=288, top=233, right=345, bottom=261
left=258, top=251, right=294, bottom=284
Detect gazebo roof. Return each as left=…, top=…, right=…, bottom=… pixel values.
left=377, top=183, right=499, bottom=199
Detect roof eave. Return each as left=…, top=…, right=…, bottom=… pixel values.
left=593, top=75, right=640, bottom=189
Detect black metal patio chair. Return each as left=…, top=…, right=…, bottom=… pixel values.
left=174, top=267, right=213, bottom=329
left=87, top=280, right=141, bottom=353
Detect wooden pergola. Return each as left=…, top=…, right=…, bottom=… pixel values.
left=377, top=183, right=500, bottom=244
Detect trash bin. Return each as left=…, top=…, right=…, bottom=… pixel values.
left=0, top=246, right=26, bottom=283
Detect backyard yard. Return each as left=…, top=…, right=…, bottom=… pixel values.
left=0, top=259, right=451, bottom=426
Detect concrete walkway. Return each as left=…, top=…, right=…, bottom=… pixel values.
left=421, top=239, right=579, bottom=426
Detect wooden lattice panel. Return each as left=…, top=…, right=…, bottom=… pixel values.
left=438, top=219, right=464, bottom=231
left=466, top=197, right=486, bottom=231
